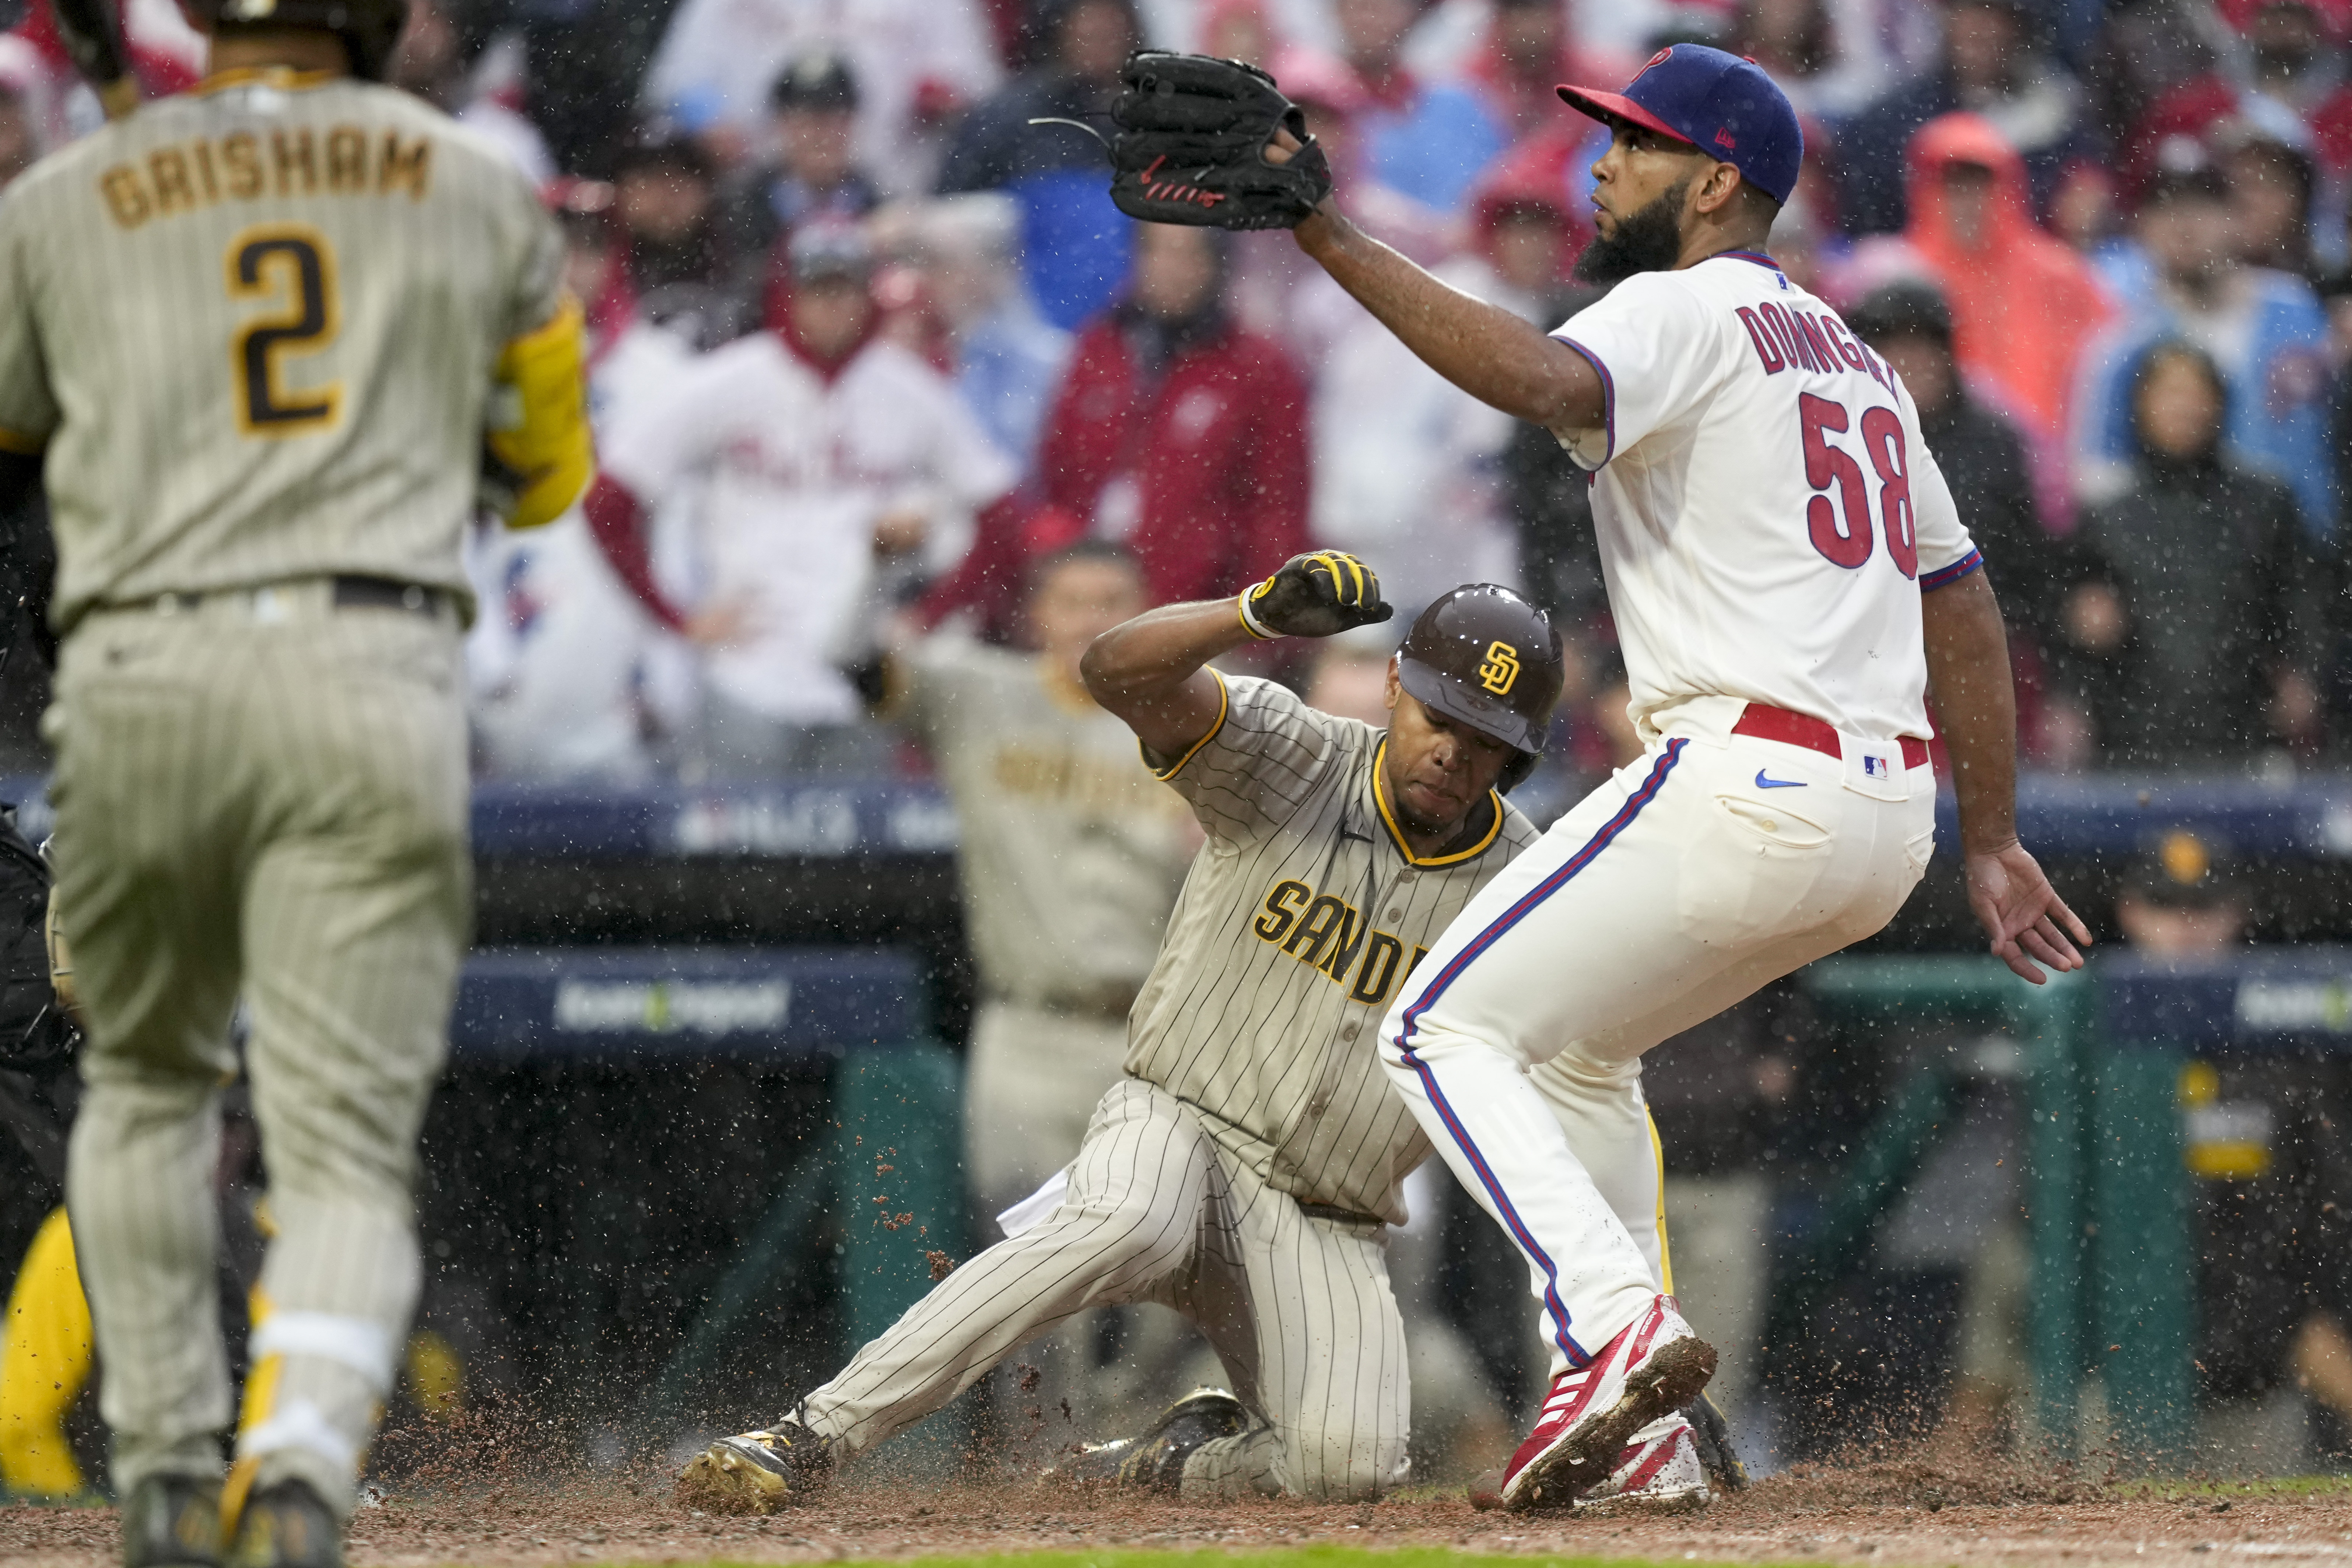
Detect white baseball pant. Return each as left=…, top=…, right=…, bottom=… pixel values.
left=800, top=1076, right=1409, bottom=1499
left=1380, top=708, right=1933, bottom=1377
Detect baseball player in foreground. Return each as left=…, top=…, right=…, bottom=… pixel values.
left=681, top=555, right=1642, bottom=1507
left=0, top=0, right=592, bottom=1558
left=1098, top=48, right=2088, bottom=1508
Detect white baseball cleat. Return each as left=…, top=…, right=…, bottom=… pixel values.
left=1569, top=1414, right=1713, bottom=1514
left=1498, top=1293, right=1717, bottom=1511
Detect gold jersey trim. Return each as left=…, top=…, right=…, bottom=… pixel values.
left=196, top=67, right=342, bottom=96
left=1372, top=737, right=1503, bottom=867
left=1146, top=667, right=1229, bottom=781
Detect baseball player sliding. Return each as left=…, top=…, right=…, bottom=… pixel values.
left=1100, top=48, right=2088, bottom=1508
left=0, top=0, right=591, bottom=1561
left=682, top=556, right=1652, bottom=1508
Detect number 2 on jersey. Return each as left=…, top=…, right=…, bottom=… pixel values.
left=226, top=225, right=342, bottom=436
left=1798, top=393, right=1915, bottom=578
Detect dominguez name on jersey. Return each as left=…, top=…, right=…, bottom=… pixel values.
left=1733, top=298, right=1897, bottom=392
left=1253, top=878, right=1429, bottom=1008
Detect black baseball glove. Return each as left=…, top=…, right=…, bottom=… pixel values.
left=1108, top=51, right=1334, bottom=230
left=1239, top=551, right=1392, bottom=639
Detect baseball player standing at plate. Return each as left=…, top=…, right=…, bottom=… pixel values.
left=679, top=555, right=1597, bottom=1508
left=0, top=0, right=591, bottom=1558
left=1094, top=45, right=2088, bottom=1509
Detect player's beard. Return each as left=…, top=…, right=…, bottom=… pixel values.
left=1574, top=178, right=1692, bottom=285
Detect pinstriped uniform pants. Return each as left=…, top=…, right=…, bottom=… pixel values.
left=801, top=1076, right=1410, bottom=1500
left=44, top=587, right=470, bottom=1515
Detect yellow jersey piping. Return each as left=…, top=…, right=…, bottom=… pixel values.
left=1373, top=737, right=1503, bottom=866
left=1147, top=667, right=1228, bottom=781
left=197, top=67, right=341, bottom=96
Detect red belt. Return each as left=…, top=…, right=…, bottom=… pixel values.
left=1731, top=702, right=1929, bottom=770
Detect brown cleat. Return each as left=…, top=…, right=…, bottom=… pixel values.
left=674, top=1421, right=832, bottom=1515
left=222, top=1480, right=340, bottom=1568
left=1037, top=1388, right=1248, bottom=1494
left=120, top=1475, right=223, bottom=1568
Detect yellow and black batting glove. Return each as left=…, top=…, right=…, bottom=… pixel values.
left=1237, top=551, right=1393, bottom=639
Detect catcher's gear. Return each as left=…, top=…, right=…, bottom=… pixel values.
left=43, top=885, right=74, bottom=1022
left=0, top=810, right=75, bottom=1073
left=49, top=0, right=137, bottom=119
left=181, top=0, right=411, bottom=81
left=1396, top=584, right=1565, bottom=788
left=1109, top=51, right=1333, bottom=230
left=1238, top=550, right=1391, bottom=641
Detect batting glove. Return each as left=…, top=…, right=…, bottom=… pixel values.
left=1238, top=551, right=1392, bottom=639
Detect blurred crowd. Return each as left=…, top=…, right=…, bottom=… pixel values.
left=15, top=0, right=2352, bottom=1488
left=3, top=0, right=2352, bottom=787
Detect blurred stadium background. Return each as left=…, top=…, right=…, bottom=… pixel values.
left=9, top=0, right=2352, bottom=1501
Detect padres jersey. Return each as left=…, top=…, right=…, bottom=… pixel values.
left=897, top=639, right=1194, bottom=1004
left=0, top=69, right=580, bottom=632
left=1128, top=675, right=1538, bottom=1225
left=1551, top=252, right=1981, bottom=746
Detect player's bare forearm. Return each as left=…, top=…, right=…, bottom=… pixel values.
left=1920, top=570, right=2016, bottom=856
left=1293, top=204, right=1604, bottom=432
left=1081, top=599, right=1256, bottom=762
left=1921, top=569, right=2089, bottom=981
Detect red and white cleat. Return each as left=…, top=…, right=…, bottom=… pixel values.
left=1568, top=1414, right=1713, bottom=1514
left=1497, top=1294, right=1717, bottom=1511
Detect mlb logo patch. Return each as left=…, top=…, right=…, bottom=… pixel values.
left=1862, top=754, right=1887, bottom=778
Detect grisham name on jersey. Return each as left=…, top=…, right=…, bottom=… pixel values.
left=99, top=126, right=434, bottom=228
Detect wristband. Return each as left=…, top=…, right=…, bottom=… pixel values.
left=1237, top=585, right=1275, bottom=640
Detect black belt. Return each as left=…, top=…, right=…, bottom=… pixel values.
left=134, top=576, right=448, bottom=617
left=329, top=575, right=446, bottom=615
left=997, top=984, right=1142, bottom=1022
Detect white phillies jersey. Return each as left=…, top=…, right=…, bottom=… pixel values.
left=599, top=333, right=1018, bottom=725
left=1550, top=251, right=1982, bottom=744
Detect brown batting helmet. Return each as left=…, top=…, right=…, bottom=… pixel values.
left=1395, top=585, right=1565, bottom=783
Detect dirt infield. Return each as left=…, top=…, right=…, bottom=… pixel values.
left=10, top=1462, right=2352, bottom=1568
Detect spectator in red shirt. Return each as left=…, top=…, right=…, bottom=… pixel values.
left=917, top=223, right=1311, bottom=638
left=1037, top=222, right=1311, bottom=607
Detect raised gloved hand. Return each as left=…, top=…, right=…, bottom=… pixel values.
left=1108, top=51, right=1334, bottom=230
left=1238, top=551, right=1392, bottom=639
